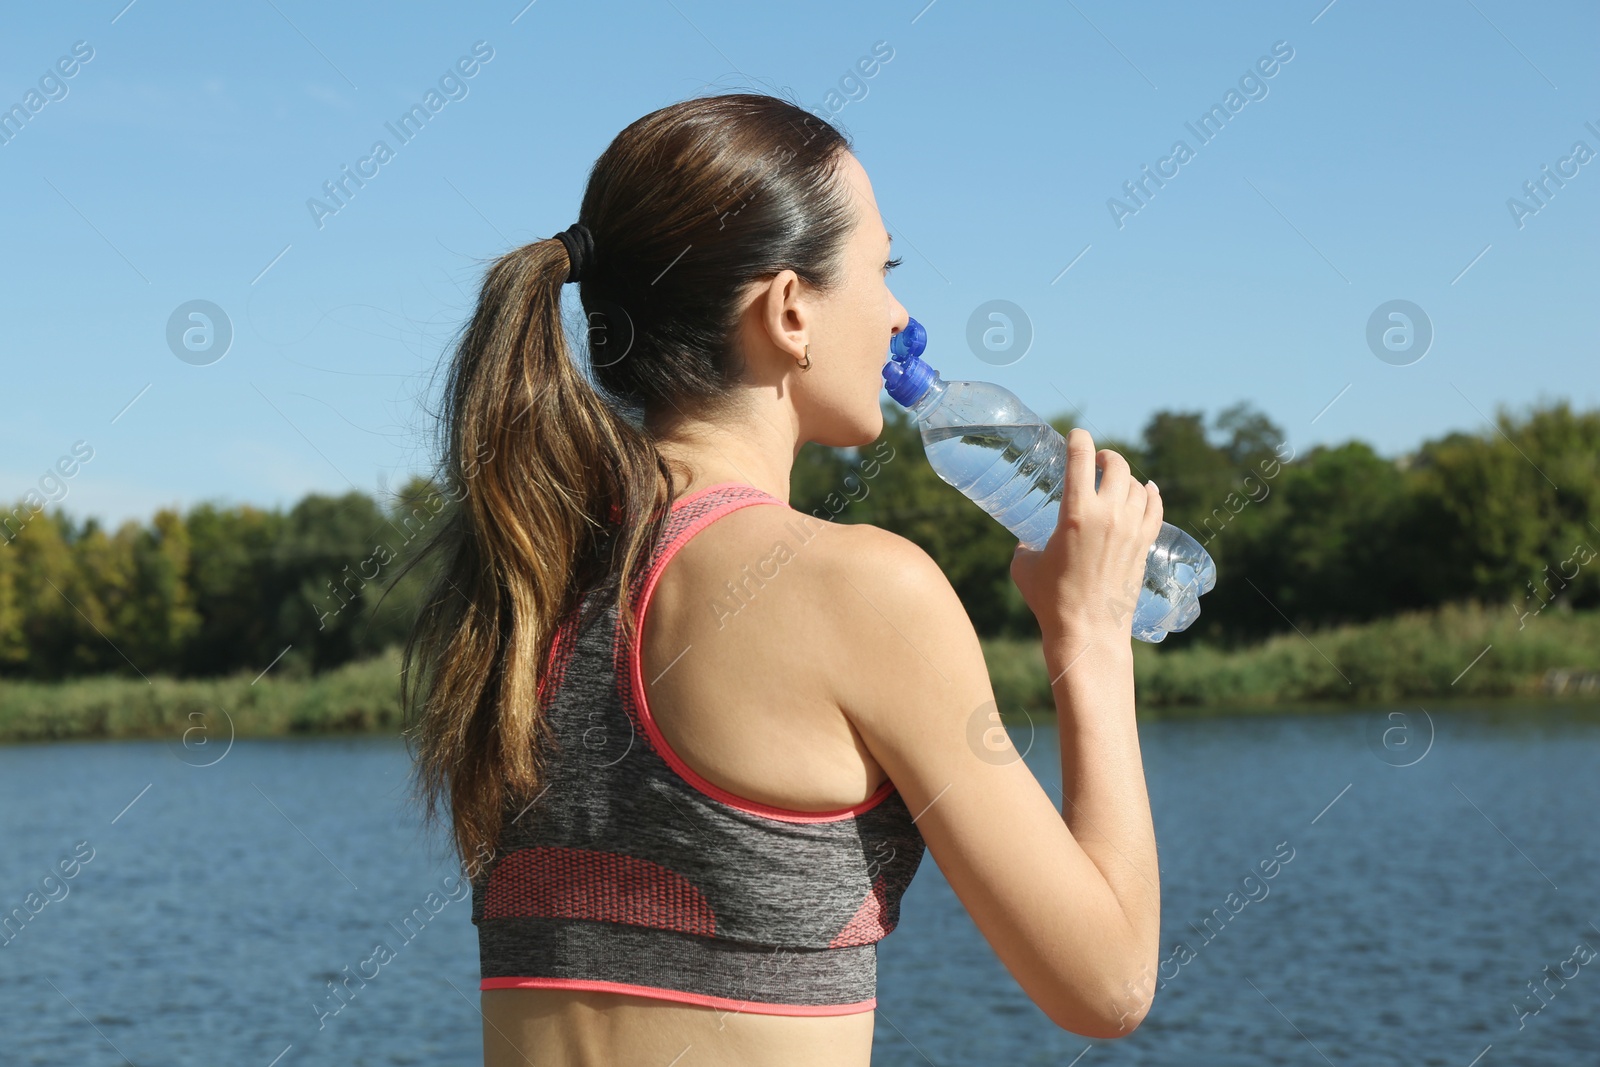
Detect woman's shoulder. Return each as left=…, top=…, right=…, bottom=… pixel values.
left=664, top=500, right=963, bottom=636
left=726, top=505, right=971, bottom=658
left=663, top=498, right=984, bottom=737
left=814, top=519, right=954, bottom=607
left=706, top=501, right=952, bottom=597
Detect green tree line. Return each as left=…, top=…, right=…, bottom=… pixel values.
left=814, top=399, right=1598, bottom=642
left=1, top=400, right=1595, bottom=680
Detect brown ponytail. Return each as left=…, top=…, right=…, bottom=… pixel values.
left=403, top=91, right=858, bottom=872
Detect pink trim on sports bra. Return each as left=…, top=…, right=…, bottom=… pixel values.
left=481, top=976, right=877, bottom=1015
left=625, top=482, right=897, bottom=824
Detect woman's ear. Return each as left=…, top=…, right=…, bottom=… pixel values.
left=754, top=268, right=808, bottom=363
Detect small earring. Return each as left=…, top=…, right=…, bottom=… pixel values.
left=798, top=344, right=812, bottom=370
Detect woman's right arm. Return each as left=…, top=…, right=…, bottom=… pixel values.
left=823, top=428, right=1164, bottom=1038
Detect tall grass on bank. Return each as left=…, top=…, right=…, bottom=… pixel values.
left=0, top=650, right=405, bottom=744
left=3, top=605, right=1598, bottom=744
left=984, top=603, right=1600, bottom=713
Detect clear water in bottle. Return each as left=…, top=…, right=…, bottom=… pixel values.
left=884, top=319, right=1216, bottom=643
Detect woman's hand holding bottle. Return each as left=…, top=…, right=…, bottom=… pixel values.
left=1009, top=428, right=1164, bottom=648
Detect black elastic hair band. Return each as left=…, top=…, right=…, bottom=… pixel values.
left=553, top=223, right=594, bottom=285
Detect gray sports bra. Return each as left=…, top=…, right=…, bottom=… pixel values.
left=472, top=482, right=926, bottom=1015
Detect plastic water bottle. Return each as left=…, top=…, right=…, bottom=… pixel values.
left=881, top=317, right=1216, bottom=643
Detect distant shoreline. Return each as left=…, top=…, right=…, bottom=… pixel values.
left=984, top=602, right=1600, bottom=714
left=1, top=604, right=1596, bottom=745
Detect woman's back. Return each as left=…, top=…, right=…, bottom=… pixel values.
left=636, top=486, right=897, bottom=813
left=479, top=483, right=929, bottom=1066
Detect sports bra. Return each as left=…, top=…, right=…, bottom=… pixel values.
left=472, top=481, right=927, bottom=1015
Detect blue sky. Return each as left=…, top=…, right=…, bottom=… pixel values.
left=3, top=0, right=1596, bottom=524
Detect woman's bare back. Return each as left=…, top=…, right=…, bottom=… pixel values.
left=639, top=500, right=890, bottom=812
left=483, top=453, right=1163, bottom=1061
left=482, top=500, right=893, bottom=1067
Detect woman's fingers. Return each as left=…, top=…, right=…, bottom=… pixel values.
left=1139, top=481, right=1164, bottom=552
left=1097, top=447, right=1130, bottom=503
left=1025, top=430, right=1171, bottom=641
left=1064, top=428, right=1097, bottom=515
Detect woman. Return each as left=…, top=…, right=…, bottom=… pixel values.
left=404, top=92, right=1163, bottom=1066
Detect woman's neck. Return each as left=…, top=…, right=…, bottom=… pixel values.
left=646, top=402, right=798, bottom=504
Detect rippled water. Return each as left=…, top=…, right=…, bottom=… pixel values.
left=881, top=705, right=1600, bottom=1065
left=2, top=705, right=1597, bottom=1065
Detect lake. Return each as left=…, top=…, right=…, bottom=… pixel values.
left=2, top=704, right=1597, bottom=1065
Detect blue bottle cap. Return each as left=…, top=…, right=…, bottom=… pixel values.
left=883, top=317, right=934, bottom=406
left=890, top=318, right=926, bottom=360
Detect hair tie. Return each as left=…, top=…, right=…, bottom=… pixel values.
left=553, top=223, right=594, bottom=285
